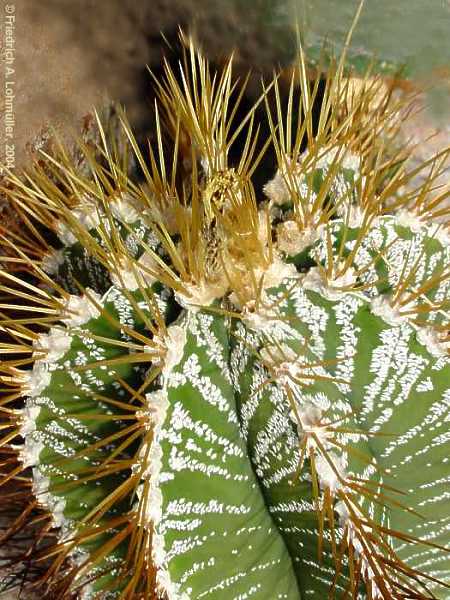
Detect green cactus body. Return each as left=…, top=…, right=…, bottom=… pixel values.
left=1, top=37, right=449, bottom=600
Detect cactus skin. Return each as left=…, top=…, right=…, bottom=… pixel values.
left=1, top=37, right=450, bottom=600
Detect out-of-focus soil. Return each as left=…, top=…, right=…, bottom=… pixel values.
left=0, top=0, right=291, bottom=171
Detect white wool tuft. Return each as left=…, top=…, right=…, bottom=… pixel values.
left=395, top=208, right=425, bottom=233
left=20, top=435, right=45, bottom=468
left=32, top=467, right=67, bottom=528
left=297, top=404, right=332, bottom=451
left=41, top=249, right=65, bottom=275
left=277, top=221, right=320, bottom=256
left=62, top=289, right=102, bottom=327
left=24, top=361, right=51, bottom=397
left=335, top=500, right=384, bottom=599
left=175, top=279, right=228, bottom=311
left=109, top=191, right=140, bottom=224
left=163, top=325, right=187, bottom=376
left=56, top=195, right=101, bottom=245
left=416, top=327, right=450, bottom=358
left=111, top=252, right=158, bottom=291
left=370, top=295, right=415, bottom=326
left=33, top=327, right=72, bottom=363
left=314, top=451, right=347, bottom=493
left=302, top=265, right=357, bottom=301
left=20, top=404, right=41, bottom=436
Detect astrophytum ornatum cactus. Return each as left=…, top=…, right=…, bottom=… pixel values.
left=0, top=38, right=449, bottom=600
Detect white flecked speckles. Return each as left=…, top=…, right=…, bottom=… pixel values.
left=33, top=327, right=72, bottom=363
left=62, top=289, right=102, bottom=326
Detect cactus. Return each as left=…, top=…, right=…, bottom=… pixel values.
left=1, top=35, right=449, bottom=600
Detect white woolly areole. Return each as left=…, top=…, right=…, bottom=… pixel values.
left=33, top=327, right=72, bottom=363
left=370, top=295, right=415, bottom=326
left=297, top=404, right=332, bottom=451
left=32, top=467, right=68, bottom=529
left=314, top=452, right=347, bottom=493
left=56, top=195, right=101, bottom=245
left=302, top=266, right=357, bottom=301
left=260, top=344, right=317, bottom=388
left=62, top=289, right=102, bottom=327
left=264, top=146, right=360, bottom=207
left=137, top=321, right=187, bottom=599
left=55, top=222, right=77, bottom=246
left=395, top=208, right=425, bottom=233
left=259, top=254, right=298, bottom=289
left=260, top=342, right=297, bottom=366
left=231, top=254, right=298, bottom=312
left=435, top=225, right=450, bottom=247
left=78, top=584, right=95, bottom=600
left=416, top=327, right=450, bottom=358
left=336, top=202, right=366, bottom=228
left=314, top=146, right=361, bottom=172
left=263, top=169, right=291, bottom=206
left=162, top=325, right=187, bottom=377
left=19, top=434, right=44, bottom=468
left=23, top=361, right=51, bottom=397
left=140, top=388, right=184, bottom=598
left=240, top=301, right=284, bottom=333
left=20, top=404, right=41, bottom=437
left=277, top=221, right=319, bottom=256
left=109, top=191, right=140, bottom=224
left=111, top=252, right=158, bottom=291
left=41, top=249, right=65, bottom=275
left=175, top=279, right=228, bottom=311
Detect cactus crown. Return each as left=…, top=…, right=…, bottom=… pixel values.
left=0, top=33, right=449, bottom=600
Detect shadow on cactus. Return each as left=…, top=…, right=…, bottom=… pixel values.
left=0, top=31, right=449, bottom=600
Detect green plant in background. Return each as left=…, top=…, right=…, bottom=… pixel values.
left=293, top=0, right=450, bottom=124
left=0, top=31, right=449, bottom=600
